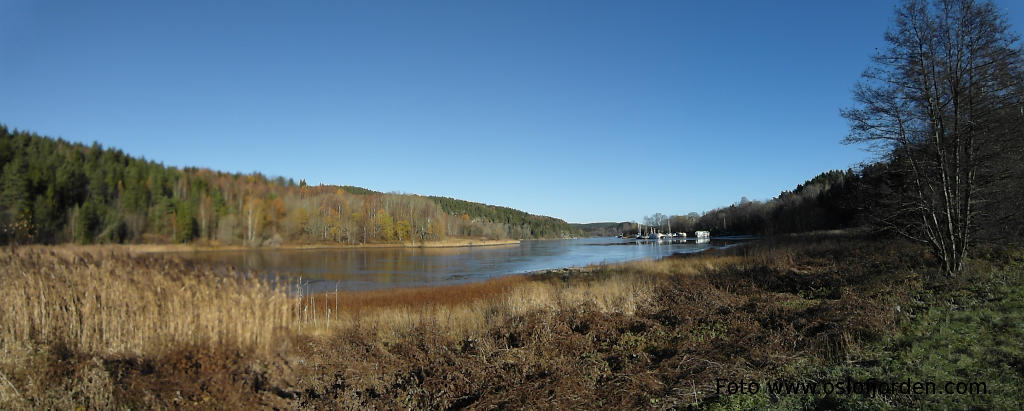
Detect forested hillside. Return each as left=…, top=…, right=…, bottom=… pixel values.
left=610, top=169, right=863, bottom=237
left=571, top=222, right=635, bottom=237
left=0, top=125, right=578, bottom=245
left=641, top=146, right=1021, bottom=246
left=690, top=169, right=862, bottom=235
left=429, top=196, right=581, bottom=238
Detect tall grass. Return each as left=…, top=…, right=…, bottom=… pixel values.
left=297, top=273, right=659, bottom=339
left=0, top=234, right=943, bottom=408
left=292, top=255, right=749, bottom=339
left=1, top=245, right=733, bottom=355
left=0, top=242, right=801, bottom=356
left=0, top=245, right=743, bottom=357
left=0, top=246, right=292, bottom=357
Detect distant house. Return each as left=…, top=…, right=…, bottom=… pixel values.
left=695, top=230, right=710, bottom=239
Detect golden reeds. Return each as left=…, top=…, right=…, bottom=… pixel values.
left=0, top=234, right=921, bottom=408
left=297, top=273, right=657, bottom=339
left=0, top=244, right=751, bottom=354
left=291, top=254, right=747, bottom=339
left=0, top=246, right=291, bottom=357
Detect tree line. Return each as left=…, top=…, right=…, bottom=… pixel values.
left=628, top=0, right=1024, bottom=277
left=0, top=126, right=579, bottom=245
left=586, top=169, right=864, bottom=238
left=429, top=196, right=579, bottom=239
left=687, top=169, right=863, bottom=236
left=843, top=0, right=1024, bottom=275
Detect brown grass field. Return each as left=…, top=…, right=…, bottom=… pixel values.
left=1, top=233, right=1017, bottom=409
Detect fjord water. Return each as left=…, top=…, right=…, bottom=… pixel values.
left=173, top=237, right=746, bottom=293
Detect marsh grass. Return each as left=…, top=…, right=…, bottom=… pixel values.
left=291, top=254, right=749, bottom=339
left=4, top=233, right=1009, bottom=409
left=0, top=244, right=732, bottom=355
left=0, top=242, right=750, bottom=407
left=0, top=241, right=767, bottom=359
left=301, top=272, right=660, bottom=339
left=0, top=246, right=292, bottom=357
left=280, top=236, right=923, bottom=409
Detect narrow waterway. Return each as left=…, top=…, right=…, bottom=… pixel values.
left=169, top=237, right=751, bottom=293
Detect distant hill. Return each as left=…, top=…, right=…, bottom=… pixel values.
left=575, top=170, right=868, bottom=238
left=570, top=222, right=634, bottom=237
left=0, top=124, right=578, bottom=245
left=428, top=196, right=580, bottom=239
left=690, top=169, right=862, bottom=236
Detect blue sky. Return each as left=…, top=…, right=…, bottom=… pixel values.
left=3, top=0, right=1023, bottom=223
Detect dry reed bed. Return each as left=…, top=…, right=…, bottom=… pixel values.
left=292, top=254, right=748, bottom=339
left=0, top=239, right=854, bottom=357
left=0, top=246, right=291, bottom=357
left=285, top=238, right=911, bottom=408
left=299, top=273, right=659, bottom=339
left=0, top=235, right=916, bottom=408
left=0, top=245, right=735, bottom=355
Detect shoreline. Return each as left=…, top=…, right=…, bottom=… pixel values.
left=124, top=238, right=521, bottom=254
left=297, top=245, right=733, bottom=299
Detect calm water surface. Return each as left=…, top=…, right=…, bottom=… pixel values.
left=171, top=237, right=749, bottom=293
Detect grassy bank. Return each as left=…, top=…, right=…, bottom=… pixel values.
left=1, top=234, right=1021, bottom=408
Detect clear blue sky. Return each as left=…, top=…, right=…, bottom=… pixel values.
left=3, top=1, right=1023, bottom=223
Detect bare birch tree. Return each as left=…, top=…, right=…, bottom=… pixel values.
left=842, top=0, right=1024, bottom=276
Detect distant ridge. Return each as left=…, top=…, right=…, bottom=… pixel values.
left=0, top=124, right=579, bottom=244
left=428, top=196, right=580, bottom=239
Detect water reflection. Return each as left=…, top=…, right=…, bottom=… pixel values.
left=169, top=237, right=749, bottom=293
